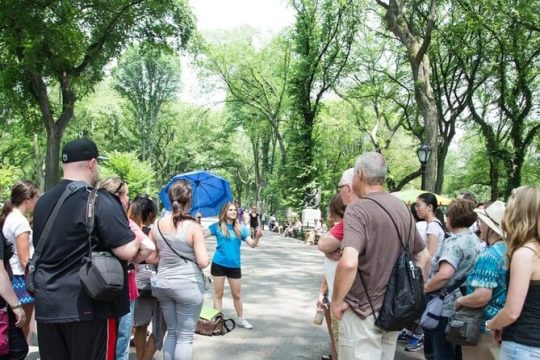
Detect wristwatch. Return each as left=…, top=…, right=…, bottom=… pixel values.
left=485, top=320, right=491, bottom=331
left=9, top=303, right=22, bottom=310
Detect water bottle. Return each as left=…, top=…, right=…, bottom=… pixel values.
left=314, top=307, right=324, bottom=325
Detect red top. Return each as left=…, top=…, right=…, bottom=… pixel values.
left=330, top=219, right=344, bottom=241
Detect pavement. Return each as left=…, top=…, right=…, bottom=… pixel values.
left=26, top=232, right=424, bottom=359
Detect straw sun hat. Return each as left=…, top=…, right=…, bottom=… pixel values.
left=474, top=200, right=506, bottom=237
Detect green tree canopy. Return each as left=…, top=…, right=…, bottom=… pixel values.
left=0, top=0, right=195, bottom=189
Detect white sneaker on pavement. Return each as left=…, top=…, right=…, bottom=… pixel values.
left=237, top=318, right=253, bottom=329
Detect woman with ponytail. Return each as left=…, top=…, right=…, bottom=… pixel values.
left=415, top=192, right=447, bottom=261
left=0, top=180, right=39, bottom=343
left=205, top=201, right=263, bottom=329
left=151, top=179, right=209, bottom=360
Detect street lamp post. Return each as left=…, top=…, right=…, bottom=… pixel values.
left=417, top=144, right=432, bottom=190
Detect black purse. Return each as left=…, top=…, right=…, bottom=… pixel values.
left=78, top=188, right=125, bottom=301
left=136, top=264, right=155, bottom=298
left=445, top=306, right=483, bottom=346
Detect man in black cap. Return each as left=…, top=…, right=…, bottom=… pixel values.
left=32, top=138, right=152, bottom=360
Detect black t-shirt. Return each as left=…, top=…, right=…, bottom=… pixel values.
left=32, top=180, right=135, bottom=323
left=249, top=212, right=259, bottom=228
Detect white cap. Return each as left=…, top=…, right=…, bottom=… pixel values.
left=338, top=168, right=355, bottom=186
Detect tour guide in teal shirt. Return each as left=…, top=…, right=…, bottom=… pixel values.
left=210, top=222, right=250, bottom=268
left=204, top=201, right=263, bottom=329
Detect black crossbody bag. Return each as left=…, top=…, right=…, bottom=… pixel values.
left=78, top=188, right=125, bottom=301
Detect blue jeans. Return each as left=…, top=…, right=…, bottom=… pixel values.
left=500, top=340, right=540, bottom=360
left=116, top=301, right=135, bottom=360
left=423, top=316, right=461, bottom=360
left=153, top=280, right=204, bottom=360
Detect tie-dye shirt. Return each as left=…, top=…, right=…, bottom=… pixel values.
left=465, top=241, right=508, bottom=333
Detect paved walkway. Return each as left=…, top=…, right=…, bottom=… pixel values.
left=26, top=232, right=423, bottom=359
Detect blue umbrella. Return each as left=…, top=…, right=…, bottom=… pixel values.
left=159, top=170, right=233, bottom=217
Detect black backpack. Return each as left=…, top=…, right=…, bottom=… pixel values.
left=358, top=197, right=425, bottom=331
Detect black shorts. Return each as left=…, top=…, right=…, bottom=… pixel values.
left=211, top=262, right=241, bottom=279
left=37, top=318, right=118, bottom=360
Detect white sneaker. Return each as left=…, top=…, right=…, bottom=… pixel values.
left=237, top=318, right=253, bottom=329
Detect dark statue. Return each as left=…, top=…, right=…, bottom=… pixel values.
left=303, top=187, right=321, bottom=209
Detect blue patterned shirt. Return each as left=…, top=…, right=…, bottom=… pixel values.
left=429, top=231, right=480, bottom=317
left=465, top=241, right=508, bottom=333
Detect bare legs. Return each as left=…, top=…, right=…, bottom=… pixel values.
left=212, top=275, right=244, bottom=318
left=228, top=278, right=243, bottom=318
left=134, top=324, right=158, bottom=360
left=213, top=276, right=225, bottom=311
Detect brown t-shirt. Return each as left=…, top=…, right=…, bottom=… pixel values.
left=342, top=192, right=425, bottom=319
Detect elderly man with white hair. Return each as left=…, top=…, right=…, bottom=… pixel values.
left=331, top=152, right=430, bottom=360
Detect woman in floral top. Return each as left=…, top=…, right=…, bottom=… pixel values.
left=454, top=201, right=507, bottom=360
left=423, top=199, right=480, bottom=360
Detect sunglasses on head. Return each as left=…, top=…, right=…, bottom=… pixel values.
left=115, top=181, right=125, bottom=194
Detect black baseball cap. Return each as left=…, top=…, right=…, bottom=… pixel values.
left=61, top=138, right=108, bottom=164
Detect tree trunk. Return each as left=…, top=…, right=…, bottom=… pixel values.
left=504, top=152, right=523, bottom=199
left=251, top=137, right=261, bottom=205
left=33, top=133, right=44, bottom=190
left=411, top=59, right=438, bottom=192
left=381, top=0, right=439, bottom=192
left=31, top=72, right=75, bottom=190
left=44, top=127, right=62, bottom=190
left=298, top=111, right=315, bottom=190
left=267, top=115, right=286, bottom=166
left=488, top=157, right=500, bottom=201
left=435, top=142, right=450, bottom=193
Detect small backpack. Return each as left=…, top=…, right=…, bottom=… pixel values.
left=359, top=197, right=425, bottom=331
left=195, top=306, right=236, bottom=336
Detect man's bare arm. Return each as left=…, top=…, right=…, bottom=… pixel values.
left=318, top=233, right=341, bottom=254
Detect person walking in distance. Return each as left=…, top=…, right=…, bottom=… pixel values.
left=331, top=152, right=430, bottom=360
left=205, top=202, right=263, bottom=329
left=31, top=138, right=153, bottom=360
left=248, top=206, right=260, bottom=238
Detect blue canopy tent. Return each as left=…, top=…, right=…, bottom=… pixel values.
left=159, top=170, right=233, bottom=217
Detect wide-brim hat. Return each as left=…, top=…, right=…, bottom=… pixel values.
left=474, top=200, right=505, bottom=237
